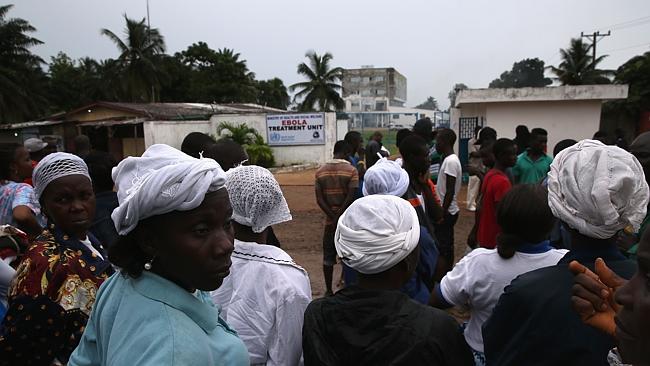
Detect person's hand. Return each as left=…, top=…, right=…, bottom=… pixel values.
left=568, top=258, right=626, bottom=337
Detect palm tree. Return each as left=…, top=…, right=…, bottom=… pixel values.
left=0, top=4, right=49, bottom=123
left=216, top=122, right=263, bottom=145
left=549, top=38, right=613, bottom=85
left=290, top=51, right=344, bottom=112
left=101, top=14, right=166, bottom=102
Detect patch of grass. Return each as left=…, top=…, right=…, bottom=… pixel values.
left=356, top=128, right=399, bottom=155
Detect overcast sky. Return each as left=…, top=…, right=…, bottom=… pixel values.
left=10, top=0, right=650, bottom=109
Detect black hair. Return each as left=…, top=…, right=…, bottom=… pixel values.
left=108, top=226, right=150, bottom=278
left=204, top=138, right=247, bottom=172
left=181, top=132, right=216, bottom=159
left=334, top=140, right=352, bottom=155
left=399, top=134, right=428, bottom=160
left=74, top=135, right=91, bottom=152
left=480, top=141, right=496, bottom=169
left=553, top=139, right=577, bottom=157
left=437, top=128, right=457, bottom=146
left=496, top=184, right=555, bottom=259
left=493, top=138, right=515, bottom=160
left=515, top=125, right=530, bottom=137
left=0, top=143, right=22, bottom=180
left=531, top=128, right=548, bottom=137
left=395, top=129, right=412, bottom=148
left=84, top=151, right=117, bottom=193
left=371, top=131, right=383, bottom=139
left=344, top=131, right=362, bottom=144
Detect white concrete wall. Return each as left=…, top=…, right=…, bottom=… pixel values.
left=337, top=119, right=349, bottom=140
left=457, top=101, right=601, bottom=156
left=143, top=120, right=212, bottom=149
left=144, top=113, right=339, bottom=166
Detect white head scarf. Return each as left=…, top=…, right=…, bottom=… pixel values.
left=111, top=144, right=226, bottom=235
left=33, top=152, right=91, bottom=200
left=335, top=195, right=420, bottom=274
left=548, top=139, right=649, bottom=239
left=362, top=158, right=410, bottom=197
left=225, top=165, right=291, bottom=233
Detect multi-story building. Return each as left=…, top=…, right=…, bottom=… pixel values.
left=342, top=67, right=407, bottom=112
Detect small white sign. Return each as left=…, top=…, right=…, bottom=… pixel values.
left=266, top=113, right=325, bottom=146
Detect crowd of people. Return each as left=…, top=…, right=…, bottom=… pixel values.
left=0, top=120, right=647, bottom=365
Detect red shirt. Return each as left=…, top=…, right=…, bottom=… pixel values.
left=477, top=169, right=512, bottom=249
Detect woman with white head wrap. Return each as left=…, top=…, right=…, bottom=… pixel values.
left=68, top=144, right=249, bottom=366
left=481, top=140, right=649, bottom=365
left=0, top=152, right=114, bottom=366
left=303, top=195, right=473, bottom=365
left=361, top=158, right=441, bottom=304
left=212, top=165, right=311, bottom=366
left=547, top=139, right=649, bottom=240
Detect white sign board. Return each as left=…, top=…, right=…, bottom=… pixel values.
left=266, top=113, right=325, bottom=146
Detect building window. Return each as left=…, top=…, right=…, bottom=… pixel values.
left=350, top=77, right=360, bottom=82
left=376, top=102, right=386, bottom=111
left=361, top=89, right=371, bottom=97
left=393, top=114, right=400, bottom=119
left=376, top=89, right=386, bottom=96
left=362, top=77, right=370, bottom=83
left=351, top=101, right=360, bottom=107
left=375, top=76, right=384, bottom=82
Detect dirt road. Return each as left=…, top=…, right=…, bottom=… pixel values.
left=274, top=169, right=475, bottom=298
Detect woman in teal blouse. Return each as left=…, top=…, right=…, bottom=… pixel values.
left=69, top=144, right=249, bottom=366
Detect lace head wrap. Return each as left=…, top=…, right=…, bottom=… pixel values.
left=33, top=152, right=91, bottom=200
left=225, top=165, right=291, bottom=233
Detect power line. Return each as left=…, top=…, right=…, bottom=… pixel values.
left=601, top=42, right=650, bottom=53
left=597, top=15, right=650, bottom=32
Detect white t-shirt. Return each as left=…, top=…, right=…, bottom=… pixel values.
left=437, top=154, right=463, bottom=215
left=439, top=247, right=568, bottom=352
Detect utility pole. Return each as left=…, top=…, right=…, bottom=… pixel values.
left=581, top=30, right=611, bottom=65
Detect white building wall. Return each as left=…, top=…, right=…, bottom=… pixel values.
left=144, top=113, right=340, bottom=166
left=143, top=120, right=212, bottom=149
left=477, top=101, right=601, bottom=156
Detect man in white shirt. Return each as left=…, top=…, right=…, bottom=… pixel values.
left=435, top=128, right=463, bottom=273
left=212, top=166, right=312, bottom=366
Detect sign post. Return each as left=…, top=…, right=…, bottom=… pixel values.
left=266, top=113, right=326, bottom=146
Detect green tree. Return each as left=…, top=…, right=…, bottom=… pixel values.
left=179, top=42, right=257, bottom=103
left=549, top=38, right=613, bottom=85
left=603, top=51, right=650, bottom=124
left=101, top=14, right=166, bottom=102
left=216, top=122, right=275, bottom=167
left=489, top=58, right=552, bottom=88
left=290, top=51, right=344, bottom=112
left=256, top=78, right=290, bottom=110
left=448, top=83, right=468, bottom=108
left=216, top=122, right=262, bottom=145
left=416, top=96, right=439, bottom=110
left=0, top=4, right=49, bottom=123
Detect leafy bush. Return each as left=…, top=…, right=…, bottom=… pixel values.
left=216, top=121, right=275, bottom=168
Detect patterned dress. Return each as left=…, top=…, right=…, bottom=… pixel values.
left=0, top=227, right=114, bottom=365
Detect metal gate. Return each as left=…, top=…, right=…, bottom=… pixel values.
left=458, top=117, right=481, bottom=172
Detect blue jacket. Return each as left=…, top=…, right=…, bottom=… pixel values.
left=69, top=271, right=249, bottom=366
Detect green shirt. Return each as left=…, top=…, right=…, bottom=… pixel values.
left=512, top=151, right=553, bottom=184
